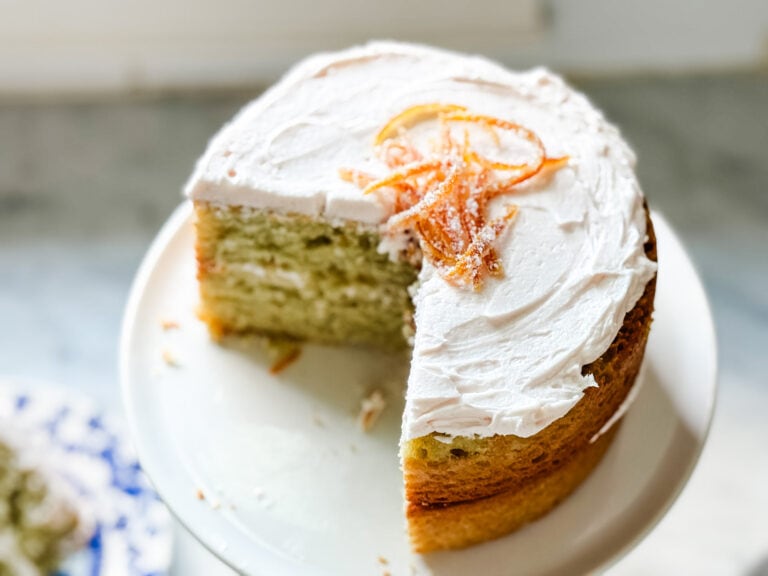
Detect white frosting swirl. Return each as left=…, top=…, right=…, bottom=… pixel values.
left=185, top=41, right=657, bottom=440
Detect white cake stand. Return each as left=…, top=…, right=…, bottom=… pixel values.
left=120, top=203, right=716, bottom=576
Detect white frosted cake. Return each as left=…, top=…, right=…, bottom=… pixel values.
left=185, top=41, right=658, bottom=551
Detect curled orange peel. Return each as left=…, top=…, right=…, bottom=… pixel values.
left=341, top=103, right=569, bottom=289
left=374, top=103, right=467, bottom=145
left=444, top=113, right=545, bottom=171
left=362, top=160, right=444, bottom=195
left=338, top=167, right=375, bottom=188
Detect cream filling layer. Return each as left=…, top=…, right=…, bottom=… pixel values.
left=185, top=41, right=657, bottom=440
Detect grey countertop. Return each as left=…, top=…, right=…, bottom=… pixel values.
left=1, top=73, right=766, bottom=575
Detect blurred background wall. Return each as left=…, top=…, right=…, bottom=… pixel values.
left=1, top=0, right=767, bottom=94
left=0, top=2, right=766, bottom=575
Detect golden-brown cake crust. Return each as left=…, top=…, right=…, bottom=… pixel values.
left=404, top=210, right=657, bottom=551
left=407, top=425, right=619, bottom=553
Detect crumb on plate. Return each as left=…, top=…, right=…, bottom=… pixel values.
left=358, top=389, right=386, bottom=432
left=162, top=348, right=180, bottom=367
left=267, top=340, right=302, bottom=374
left=160, top=318, right=180, bottom=331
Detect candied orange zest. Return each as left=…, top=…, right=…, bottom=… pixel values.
left=482, top=122, right=501, bottom=147
left=541, top=155, right=570, bottom=170
left=374, top=103, right=468, bottom=145
left=379, top=138, right=423, bottom=169
left=444, top=112, right=545, bottom=170
left=344, top=103, right=568, bottom=289
left=417, top=221, right=458, bottom=267
left=362, top=160, right=444, bottom=195
left=386, top=167, right=461, bottom=231
left=445, top=205, right=519, bottom=288
left=487, top=155, right=570, bottom=198
left=338, top=167, right=375, bottom=188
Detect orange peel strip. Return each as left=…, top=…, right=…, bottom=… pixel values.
left=541, top=155, right=570, bottom=170
left=444, top=205, right=518, bottom=289
left=375, top=103, right=468, bottom=145
left=416, top=220, right=458, bottom=268
left=338, top=167, right=375, bottom=188
left=481, top=122, right=501, bottom=147
left=444, top=112, right=545, bottom=171
left=380, top=139, right=423, bottom=169
left=363, top=160, right=444, bottom=195
left=386, top=166, right=461, bottom=231
left=487, top=155, right=570, bottom=198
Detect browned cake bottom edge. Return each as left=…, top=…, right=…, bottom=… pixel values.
left=406, top=424, right=619, bottom=553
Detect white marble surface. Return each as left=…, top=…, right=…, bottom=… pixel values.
left=0, top=74, right=766, bottom=575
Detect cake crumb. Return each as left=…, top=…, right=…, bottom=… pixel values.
left=195, top=489, right=205, bottom=501
left=358, top=390, right=386, bottom=432
left=162, top=348, right=180, bottom=367
left=377, top=555, right=389, bottom=565
left=267, top=341, right=302, bottom=374
left=160, top=318, right=180, bottom=331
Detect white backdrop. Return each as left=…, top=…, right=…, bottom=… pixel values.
left=1, top=0, right=766, bottom=93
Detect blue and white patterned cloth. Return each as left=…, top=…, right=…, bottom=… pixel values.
left=0, top=380, right=173, bottom=576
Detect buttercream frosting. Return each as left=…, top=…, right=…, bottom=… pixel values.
left=185, top=41, right=657, bottom=440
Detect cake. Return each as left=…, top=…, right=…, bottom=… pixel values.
left=185, top=42, right=658, bottom=552
left=0, top=427, right=90, bottom=575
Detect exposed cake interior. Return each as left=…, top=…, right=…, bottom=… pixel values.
left=195, top=203, right=417, bottom=348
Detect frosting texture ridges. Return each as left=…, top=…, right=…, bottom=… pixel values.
left=185, top=41, right=657, bottom=440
